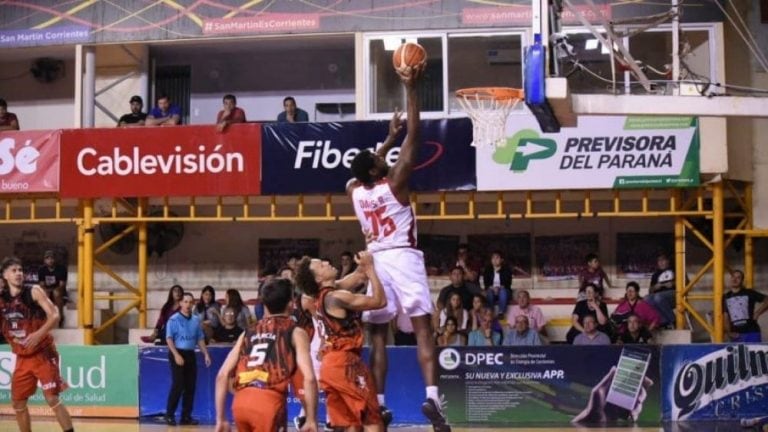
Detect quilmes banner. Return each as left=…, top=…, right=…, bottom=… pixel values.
left=0, top=345, right=138, bottom=417
left=261, top=118, right=475, bottom=194
left=0, top=129, right=60, bottom=194
left=662, top=344, right=768, bottom=423
left=477, top=116, right=699, bottom=191
left=437, top=345, right=661, bottom=426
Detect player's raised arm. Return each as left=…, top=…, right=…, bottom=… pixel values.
left=328, top=252, right=385, bottom=312
left=388, top=66, right=423, bottom=197
left=376, top=109, right=404, bottom=159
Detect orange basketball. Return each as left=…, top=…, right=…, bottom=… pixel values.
left=392, top=42, right=427, bottom=71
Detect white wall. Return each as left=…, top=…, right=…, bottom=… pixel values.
left=0, top=59, right=76, bottom=130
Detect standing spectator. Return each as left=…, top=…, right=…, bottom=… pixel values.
left=724, top=269, right=768, bottom=343
left=610, top=281, right=660, bottom=337
left=455, top=244, right=482, bottom=284
left=566, top=284, right=610, bottom=344
left=193, top=285, right=220, bottom=341
left=573, top=315, right=611, bottom=345
left=482, top=250, right=513, bottom=317
left=503, top=315, right=543, bottom=346
left=143, top=284, right=183, bottom=344
left=505, top=290, right=546, bottom=334
left=37, top=250, right=68, bottom=328
left=215, top=94, right=246, bottom=132
left=0, top=98, right=19, bottom=131
left=645, top=253, right=678, bottom=328
left=468, top=308, right=502, bottom=346
left=434, top=292, right=469, bottom=334
left=577, top=253, right=611, bottom=300
left=146, top=94, right=181, bottom=126
left=117, top=95, right=147, bottom=127
left=165, top=292, right=211, bottom=426
left=618, top=314, right=653, bottom=344
left=339, top=251, right=357, bottom=278
left=211, top=306, right=244, bottom=344
left=437, top=266, right=481, bottom=311
left=224, top=288, right=254, bottom=330
left=436, top=316, right=466, bottom=347
left=277, top=96, right=309, bottom=122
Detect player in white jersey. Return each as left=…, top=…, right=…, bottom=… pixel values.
left=347, top=66, right=450, bottom=432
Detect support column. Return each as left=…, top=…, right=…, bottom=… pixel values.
left=674, top=216, right=686, bottom=329
left=82, top=199, right=95, bottom=345
left=77, top=223, right=85, bottom=328
left=138, top=198, right=148, bottom=328
left=712, top=182, right=725, bottom=342
left=83, top=46, right=96, bottom=128
left=745, top=183, right=754, bottom=288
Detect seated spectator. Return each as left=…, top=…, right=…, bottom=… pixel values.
left=566, top=284, right=610, bottom=344
left=503, top=315, right=543, bottom=346
left=482, top=250, right=513, bottom=317
left=469, top=294, right=487, bottom=331
left=143, top=284, right=183, bottom=344
left=339, top=251, right=357, bottom=278
left=455, top=243, right=482, bottom=284
left=610, top=281, right=660, bottom=337
left=724, top=269, right=768, bottom=343
left=573, top=315, right=611, bottom=345
left=434, top=292, right=469, bottom=334
left=211, top=306, right=244, bottom=344
left=618, top=314, right=653, bottom=344
left=216, top=94, right=246, bottom=132
left=645, top=252, right=679, bottom=328
left=224, top=288, right=255, bottom=330
left=505, top=290, right=546, bottom=334
left=193, top=285, right=221, bottom=341
left=117, top=95, right=147, bottom=127
left=146, top=94, right=181, bottom=126
left=436, top=316, right=466, bottom=347
left=577, top=253, right=611, bottom=300
left=0, top=98, right=19, bottom=131
left=277, top=96, right=309, bottom=123
left=468, top=307, right=502, bottom=346
left=37, top=249, right=68, bottom=327
left=437, top=266, right=481, bottom=311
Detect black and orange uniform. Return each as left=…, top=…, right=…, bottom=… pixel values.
left=290, top=300, right=315, bottom=405
left=315, top=287, right=382, bottom=427
left=0, top=287, right=67, bottom=402
left=232, top=314, right=297, bottom=432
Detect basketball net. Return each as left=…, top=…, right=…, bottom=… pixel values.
left=455, top=87, right=524, bottom=148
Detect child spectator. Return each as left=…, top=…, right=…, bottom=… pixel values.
left=434, top=292, right=469, bottom=334
left=577, top=253, right=611, bottom=300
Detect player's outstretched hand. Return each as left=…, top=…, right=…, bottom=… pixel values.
left=396, top=64, right=424, bottom=86
left=389, top=109, right=404, bottom=137
left=572, top=366, right=653, bottom=425
left=355, top=251, right=374, bottom=269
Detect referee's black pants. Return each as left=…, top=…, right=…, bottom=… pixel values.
left=166, top=349, right=197, bottom=420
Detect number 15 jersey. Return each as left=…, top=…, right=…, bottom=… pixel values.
left=352, top=179, right=416, bottom=253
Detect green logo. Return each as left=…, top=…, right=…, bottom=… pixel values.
left=492, top=129, right=557, bottom=171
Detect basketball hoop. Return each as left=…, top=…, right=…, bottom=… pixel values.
left=455, top=87, right=524, bottom=148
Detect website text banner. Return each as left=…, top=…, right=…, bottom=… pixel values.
left=477, top=116, right=700, bottom=191
left=661, top=343, right=768, bottom=422
left=437, top=345, right=661, bottom=426
left=261, top=118, right=475, bottom=194
left=0, top=130, right=60, bottom=194
left=59, top=124, right=261, bottom=198
left=0, top=345, right=138, bottom=417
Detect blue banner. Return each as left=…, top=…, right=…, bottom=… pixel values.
left=661, top=343, right=768, bottom=423
left=261, top=119, right=475, bottom=194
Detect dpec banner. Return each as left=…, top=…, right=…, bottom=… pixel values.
left=662, top=344, right=768, bottom=422
left=261, top=118, right=475, bottom=194
left=437, top=345, right=661, bottom=426
left=0, top=345, right=138, bottom=417
left=477, top=116, right=700, bottom=190
left=0, top=129, right=60, bottom=194
left=59, top=124, right=261, bottom=198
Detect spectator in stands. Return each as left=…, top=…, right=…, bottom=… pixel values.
left=339, top=251, right=357, bottom=278
left=468, top=307, right=502, bottom=346
left=278, top=267, right=294, bottom=281
left=573, top=315, right=611, bottom=345
left=610, top=281, right=660, bottom=337
left=224, top=288, right=254, bottom=330
left=37, top=250, right=68, bottom=328
left=436, top=316, right=466, bottom=347
left=193, top=285, right=220, bottom=341
left=724, top=269, right=768, bottom=343
left=437, top=266, right=481, bottom=311
left=503, top=315, right=543, bottom=346
left=505, top=289, right=546, bottom=334
left=577, top=253, right=611, bottom=300
left=286, top=253, right=301, bottom=273
left=618, top=314, right=653, bottom=344
left=147, top=94, right=181, bottom=126
left=434, top=292, right=469, bottom=334
left=469, top=293, right=487, bottom=331
left=0, top=98, right=19, bottom=131
left=455, top=243, right=482, bottom=284
left=277, top=96, right=309, bottom=122
left=482, top=250, right=513, bottom=317
left=566, top=284, right=610, bottom=344
left=144, top=284, right=184, bottom=344
left=645, top=253, right=678, bottom=328
left=215, top=94, right=246, bottom=132
left=211, top=306, right=244, bottom=344
left=117, top=95, right=147, bottom=127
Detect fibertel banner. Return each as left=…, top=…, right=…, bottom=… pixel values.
left=477, top=116, right=699, bottom=190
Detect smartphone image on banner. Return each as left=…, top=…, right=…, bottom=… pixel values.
left=605, top=347, right=652, bottom=411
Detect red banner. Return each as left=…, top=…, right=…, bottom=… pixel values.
left=0, top=130, right=60, bottom=194
left=60, top=124, right=261, bottom=198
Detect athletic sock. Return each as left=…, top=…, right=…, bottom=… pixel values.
left=377, top=394, right=386, bottom=406
left=298, top=407, right=306, bottom=417
left=426, top=386, right=439, bottom=403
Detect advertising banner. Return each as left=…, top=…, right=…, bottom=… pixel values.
left=437, top=345, right=661, bottom=426
left=59, top=124, right=261, bottom=198
left=261, top=118, right=475, bottom=194
left=477, top=116, right=700, bottom=191
left=0, top=129, right=60, bottom=194
left=661, top=344, right=768, bottom=423
left=0, top=345, right=138, bottom=417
